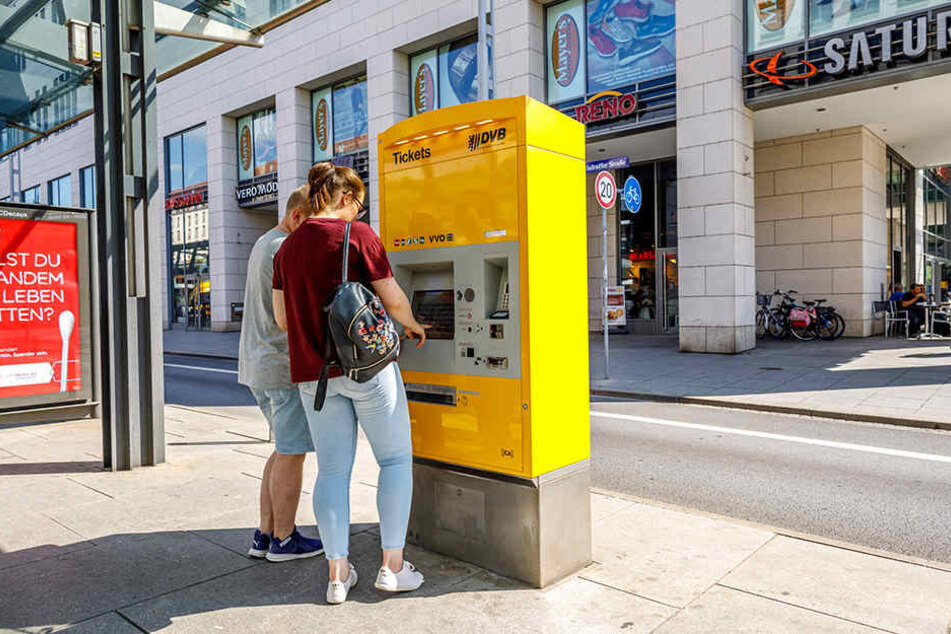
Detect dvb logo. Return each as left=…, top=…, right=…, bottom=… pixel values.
left=468, top=127, right=507, bottom=152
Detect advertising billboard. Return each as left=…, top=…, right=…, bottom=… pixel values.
left=253, top=108, right=277, bottom=177
left=410, top=49, right=439, bottom=116
left=547, top=0, right=587, bottom=103
left=438, top=37, right=479, bottom=108
left=748, top=1, right=806, bottom=53
left=810, top=0, right=951, bottom=38
left=0, top=209, right=88, bottom=406
left=333, top=80, right=368, bottom=155
left=312, top=87, right=334, bottom=163
left=585, top=0, right=675, bottom=94
left=237, top=114, right=254, bottom=182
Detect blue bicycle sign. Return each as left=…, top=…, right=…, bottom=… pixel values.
left=623, top=176, right=642, bottom=214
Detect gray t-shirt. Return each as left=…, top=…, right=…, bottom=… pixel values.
left=238, top=228, right=292, bottom=389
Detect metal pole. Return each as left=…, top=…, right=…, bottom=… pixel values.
left=93, top=0, right=164, bottom=470
left=477, top=0, right=494, bottom=101
left=602, top=205, right=609, bottom=380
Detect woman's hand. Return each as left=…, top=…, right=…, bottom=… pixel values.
left=403, top=321, right=429, bottom=348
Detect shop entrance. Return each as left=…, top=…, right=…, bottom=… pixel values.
left=617, top=158, right=678, bottom=334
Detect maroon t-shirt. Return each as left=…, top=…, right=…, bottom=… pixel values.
left=273, top=218, right=393, bottom=383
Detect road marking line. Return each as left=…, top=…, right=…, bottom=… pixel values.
left=164, top=363, right=238, bottom=376
left=590, top=410, right=951, bottom=464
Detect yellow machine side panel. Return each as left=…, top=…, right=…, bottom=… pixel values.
left=524, top=99, right=586, bottom=161
left=381, top=146, right=521, bottom=250
left=402, top=370, right=529, bottom=477
left=523, top=145, right=590, bottom=477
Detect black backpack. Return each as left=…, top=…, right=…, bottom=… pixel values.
left=313, top=222, right=400, bottom=411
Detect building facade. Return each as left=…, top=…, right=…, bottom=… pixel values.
left=2, top=0, right=950, bottom=353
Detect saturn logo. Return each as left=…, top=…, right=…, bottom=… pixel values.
left=315, top=99, right=329, bottom=152
left=552, top=13, right=580, bottom=87
left=239, top=125, right=252, bottom=172
left=749, top=51, right=817, bottom=86
left=756, top=0, right=795, bottom=32
left=414, top=63, right=435, bottom=114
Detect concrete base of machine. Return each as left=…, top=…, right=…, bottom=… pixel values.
left=407, top=458, right=591, bottom=588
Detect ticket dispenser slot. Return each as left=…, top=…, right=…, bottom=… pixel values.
left=379, top=97, right=589, bottom=588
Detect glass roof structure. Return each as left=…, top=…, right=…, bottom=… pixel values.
left=0, top=0, right=314, bottom=156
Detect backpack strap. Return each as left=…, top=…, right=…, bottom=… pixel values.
left=341, top=221, right=352, bottom=283
left=314, top=221, right=353, bottom=411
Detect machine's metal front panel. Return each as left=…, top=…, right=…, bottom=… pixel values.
left=389, top=242, right=521, bottom=380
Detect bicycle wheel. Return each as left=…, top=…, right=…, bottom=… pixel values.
left=756, top=309, right=768, bottom=339
left=789, top=315, right=818, bottom=341
left=816, top=312, right=839, bottom=340
left=833, top=312, right=846, bottom=339
left=768, top=308, right=788, bottom=339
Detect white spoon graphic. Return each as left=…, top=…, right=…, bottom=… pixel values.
left=59, top=310, right=75, bottom=392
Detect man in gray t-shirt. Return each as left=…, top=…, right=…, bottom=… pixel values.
left=238, top=184, right=323, bottom=561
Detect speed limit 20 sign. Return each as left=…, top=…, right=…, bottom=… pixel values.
left=595, top=171, right=617, bottom=209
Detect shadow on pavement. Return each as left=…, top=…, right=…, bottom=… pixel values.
left=0, top=524, right=509, bottom=632
left=0, top=460, right=102, bottom=476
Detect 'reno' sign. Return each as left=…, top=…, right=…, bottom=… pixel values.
left=595, top=171, right=616, bottom=209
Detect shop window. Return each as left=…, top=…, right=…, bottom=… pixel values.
left=21, top=185, right=41, bottom=204
left=235, top=109, right=278, bottom=209
left=166, top=125, right=207, bottom=194
left=48, top=174, right=71, bottom=206
left=80, top=165, right=96, bottom=209
left=311, top=77, right=371, bottom=221
left=409, top=34, right=486, bottom=116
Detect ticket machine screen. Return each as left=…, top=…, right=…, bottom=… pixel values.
left=411, top=290, right=455, bottom=340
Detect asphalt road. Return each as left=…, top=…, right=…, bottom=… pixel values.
left=591, top=398, right=951, bottom=564
left=163, top=356, right=951, bottom=563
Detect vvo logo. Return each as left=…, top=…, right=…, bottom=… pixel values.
left=468, top=127, right=507, bottom=152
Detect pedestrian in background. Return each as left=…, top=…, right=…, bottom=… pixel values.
left=238, top=183, right=324, bottom=562
left=272, top=162, right=428, bottom=605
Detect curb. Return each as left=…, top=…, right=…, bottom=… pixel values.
left=163, top=350, right=239, bottom=362
left=590, top=388, right=951, bottom=432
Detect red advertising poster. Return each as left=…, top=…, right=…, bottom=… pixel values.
left=0, top=218, right=82, bottom=398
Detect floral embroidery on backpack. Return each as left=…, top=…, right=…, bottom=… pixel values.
left=357, top=300, right=398, bottom=355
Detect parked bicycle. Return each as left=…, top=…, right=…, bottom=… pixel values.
left=757, top=290, right=846, bottom=341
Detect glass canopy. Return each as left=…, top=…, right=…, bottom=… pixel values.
left=1, top=0, right=313, bottom=155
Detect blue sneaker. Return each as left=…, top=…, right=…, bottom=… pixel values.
left=248, top=529, right=271, bottom=559
left=266, top=528, right=324, bottom=562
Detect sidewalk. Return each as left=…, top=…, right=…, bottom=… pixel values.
left=2, top=407, right=950, bottom=633
left=164, top=327, right=240, bottom=359
left=591, top=334, right=951, bottom=430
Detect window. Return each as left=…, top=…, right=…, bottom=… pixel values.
left=237, top=109, right=277, bottom=182
left=166, top=125, right=207, bottom=193
left=409, top=35, right=487, bottom=116
left=311, top=78, right=371, bottom=221
left=21, top=186, right=41, bottom=204
left=0, top=196, right=10, bottom=202
left=48, top=174, right=72, bottom=206
left=546, top=0, right=675, bottom=103
left=80, top=165, right=96, bottom=209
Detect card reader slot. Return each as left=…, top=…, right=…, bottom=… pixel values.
left=405, top=382, right=457, bottom=406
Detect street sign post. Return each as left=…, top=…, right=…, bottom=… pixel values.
left=595, top=170, right=616, bottom=380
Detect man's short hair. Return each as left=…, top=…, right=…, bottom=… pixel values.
left=286, top=184, right=311, bottom=215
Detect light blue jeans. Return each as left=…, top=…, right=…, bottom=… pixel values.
left=298, top=363, right=413, bottom=560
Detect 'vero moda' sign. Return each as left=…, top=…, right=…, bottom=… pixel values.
left=0, top=217, right=82, bottom=398
left=236, top=172, right=278, bottom=207
left=745, top=7, right=951, bottom=106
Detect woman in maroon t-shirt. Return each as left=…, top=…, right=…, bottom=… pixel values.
left=273, top=163, right=428, bottom=604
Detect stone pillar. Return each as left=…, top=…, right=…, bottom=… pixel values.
left=676, top=0, right=756, bottom=353
left=494, top=0, right=545, bottom=101
left=368, top=49, right=409, bottom=233
left=754, top=127, right=887, bottom=336
left=276, top=87, right=313, bottom=218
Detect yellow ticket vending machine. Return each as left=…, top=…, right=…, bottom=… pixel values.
left=378, top=96, right=590, bottom=587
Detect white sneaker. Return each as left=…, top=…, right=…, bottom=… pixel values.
left=374, top=560, right=425, bottom=593
left=326, top=564, right=358, bottom=605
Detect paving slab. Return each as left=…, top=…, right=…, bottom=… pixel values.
left=0, top=532, right=256, bottom=632
left=653, top=585, right=883, bottom=634
left=119, top=531, right=484, bottom=634
left=591, top=491, right=636, bottom=524
left=442, top=571, right=676, bottom=634
left=581, top=502, right=774, bottom=608
left=55, top=611, right=145, bottom=634
left=721, top=536, right=951, bottom=634
left=0, top=510, right=93, bottom=571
